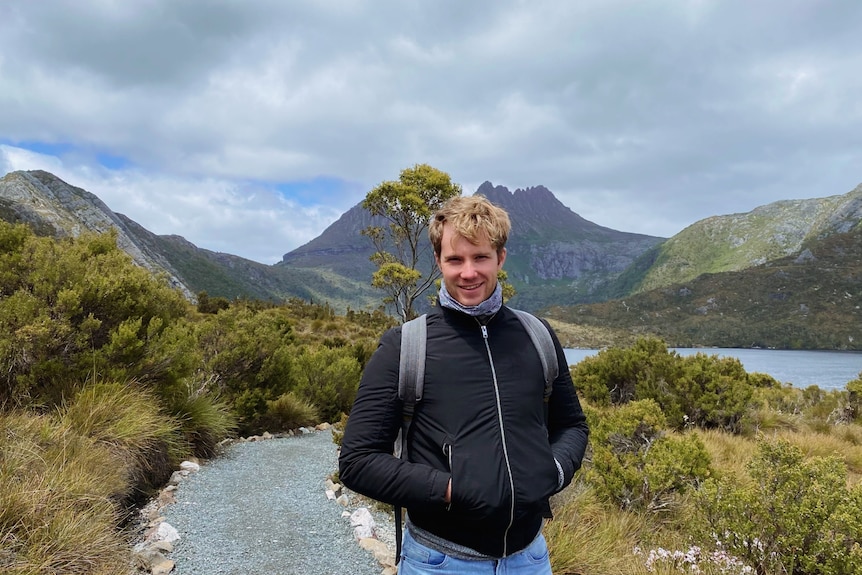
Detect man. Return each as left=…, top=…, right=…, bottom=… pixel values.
left=339, top=195, right=589, bottom=574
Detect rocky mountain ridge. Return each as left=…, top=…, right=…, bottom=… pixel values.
left=0, top=170, right=194, bottom=299
left=281, top=180, right=666, bottom=310
left=1, top=169, right=860, bottom=327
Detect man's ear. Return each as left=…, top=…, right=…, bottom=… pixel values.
left=498, top=247, right=507, bottom=269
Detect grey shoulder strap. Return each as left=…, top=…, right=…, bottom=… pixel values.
left=394, top=313, right=427, bottom=564
left=511, top=308, right=558, bottom=399
left=398, top=314, right=427, bottom=410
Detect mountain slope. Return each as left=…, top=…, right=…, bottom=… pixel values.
left=546, top=224, right=862, bottom=350
left=0, top=170, right=376, bottom=309
left=630, top=184, right=862, bottom=294
left=474, top=182, right=665, bottom=310
left=280, top=181, right=667, bottom=312
left=0, top=170, right=194, bottom=298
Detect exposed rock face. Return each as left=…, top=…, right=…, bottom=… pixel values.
left=476, top=182, right=665, bottom=300
left=281, top=181, right=666, bottom=304
left=0, top=170, right=194, bottom=299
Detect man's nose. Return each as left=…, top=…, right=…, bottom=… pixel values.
left=461, top=261, right=477, bottom=278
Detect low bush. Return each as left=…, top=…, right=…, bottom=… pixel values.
left=572, top=337, right=761, bottom=433
left=259, top=392, right=319, bottom=432
left=60, top=381, right=182, bottom=503
left=586, top=399, right=712, bottom=512
left=694, top=438, right=862, bottom=575
left=291, top=345, right=361, bottom=422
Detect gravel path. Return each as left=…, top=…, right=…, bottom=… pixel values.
left=160, top=430, right=394, bottom=575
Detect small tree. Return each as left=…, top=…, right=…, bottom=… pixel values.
left=362, top=164, right=462, bottom=322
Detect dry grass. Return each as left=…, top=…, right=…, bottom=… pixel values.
left=771, top=427, right=862, bottom=484
left=0, top=412, right=131, bottom=575
left=546, top=318, right=635, bottom=350
left=694, top=429, right=757, bottom=480
left=0, top=381, right=189, bottom=574
left=547, top=484, right=648, bottom=575
left=60, top=381, right=182, bottom=499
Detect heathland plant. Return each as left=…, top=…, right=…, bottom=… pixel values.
left=0, top=411, right=132, bottom=574
left=585, top=399, right=712, bottom=512
left=60, top=381, right=183, bottom=501
left=694, top=439, right=862, bottom=575
left=572, top=337, right=773, bottom=433
left=291, top=345, right=361, bottom=422
left=260, top=392, right=319, bottom=431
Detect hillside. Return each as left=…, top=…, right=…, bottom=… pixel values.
left=546, top=225, right=862, bottom=350
left=281, top=181, right=666, bottom=312
left=624, top=184, right=862, bottom=295
left=2, top=168, right=862, bottom=349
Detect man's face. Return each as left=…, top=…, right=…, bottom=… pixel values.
left=435, top=223, right=506, bottom=307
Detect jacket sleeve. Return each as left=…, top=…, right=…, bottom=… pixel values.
left=338, top=327, right=451, bottom=508
left=543, top=321, right=590, bottom=491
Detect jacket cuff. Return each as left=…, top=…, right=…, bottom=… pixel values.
left=553, top=458, right=565, bottom=491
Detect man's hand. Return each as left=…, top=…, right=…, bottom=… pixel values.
left=445, top=479, right=452, bottom=504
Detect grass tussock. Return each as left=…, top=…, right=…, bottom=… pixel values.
left=0, top=411, right=132, bottom=575
left=168, top=382, right=237, bottom=458
left=694, top=429, right=756, bottom=479
left=547, top=484, right=648, bottom=575
left=260, top=392, right=319, bottom=432
left=60, top=381, right=183, bottom=500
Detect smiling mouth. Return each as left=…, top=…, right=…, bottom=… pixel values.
left=460, top=283, right=483, bottom=291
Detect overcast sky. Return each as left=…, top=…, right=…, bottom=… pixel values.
left=2, top=1, right=861, bottom=264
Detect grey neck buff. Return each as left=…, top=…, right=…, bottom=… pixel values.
left=438, top=281, right=503, bottom=318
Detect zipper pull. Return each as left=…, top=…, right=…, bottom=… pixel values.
left=481, top=325, right=488, bottom=339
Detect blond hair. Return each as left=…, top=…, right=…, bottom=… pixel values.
left=429, top=195, right=511, bottom=257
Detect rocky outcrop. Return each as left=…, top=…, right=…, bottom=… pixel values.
left=0, top=170, right=194, bottom=300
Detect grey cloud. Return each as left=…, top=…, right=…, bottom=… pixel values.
left=1, top=0, right=861, bottom=258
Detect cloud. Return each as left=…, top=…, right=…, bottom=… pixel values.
left=1, top=145, right=343, bottom=264
left=1, top=0, right=861, bottom=258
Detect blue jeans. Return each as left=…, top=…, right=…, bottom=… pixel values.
left=398, top=527, right=553, bottom=574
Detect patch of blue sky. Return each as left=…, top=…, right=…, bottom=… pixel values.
left=95, top=152, right=131, bottom=170
left=272, top=177, right=364, bottom=207
left=1, top=139, right=74, bottom=156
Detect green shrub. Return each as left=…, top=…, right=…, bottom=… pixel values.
left=587, top=399, right=712, bottom=512
left=0, top=224, right=191, bottom=409
left=572, top=337, right=678, bottom=407
left=194, top=305, right=295, bottom=428
left=291, top=345, right=361, bottom=422
left=259, top=392, right=319, bottom=432
left=694, top=439, right=862, bottom=575
left=572, top=337, right=756, bottom=433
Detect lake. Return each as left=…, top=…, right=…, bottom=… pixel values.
left=564, top=348, right=862, bottom=391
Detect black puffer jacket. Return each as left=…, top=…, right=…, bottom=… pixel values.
left=339, top=304, right=589, bottom=558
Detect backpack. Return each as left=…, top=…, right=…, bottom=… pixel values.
left=392, top=308, right=559, bottom=561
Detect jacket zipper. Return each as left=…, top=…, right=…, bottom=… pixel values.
left=442, top=442, right=453, bottom=511
left=479, top=322, right=516, bottom=556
